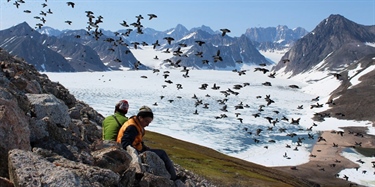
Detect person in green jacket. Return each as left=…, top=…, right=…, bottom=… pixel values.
left=102, top=100, right=129, bottom=141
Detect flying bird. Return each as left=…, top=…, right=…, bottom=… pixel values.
left=66, top=2, right=75, bottom=8
left=152, top=40, right=160, bottom=49
left=64, top=20, right=72, bottom=25
left=147, top=14, right=157, bottom=20
left=35, top=23, right=43, bottom=29
left=220, top=28, right=231, bottom=36
left=195, top=40, right=205, bottom=46
left=163, top=37, right=174, bottom=45
left=40, top=17, right=46, bottom=24
left=212, top=50, right=223, bottom=62
left=136, top=14, right=144, bottom=22
left=40, top=11, right=47, bottom=16
left=13, top=1, right=20, bottom=8
left=120, top=21, right=129, bottom=27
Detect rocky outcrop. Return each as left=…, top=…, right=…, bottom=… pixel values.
left=0, top=48, right=213, bottom=186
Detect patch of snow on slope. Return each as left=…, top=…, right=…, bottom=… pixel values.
left=349, top=65, right=375, bottom=89
left=259, top=48, right=288, bottom=64
left=179, top=32, right=196, bottom=41
left=365, top=42, right=375, bottom=48
left=130, top=46, right=174, bottom=69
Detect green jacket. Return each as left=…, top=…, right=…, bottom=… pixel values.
left=102, top=112, right=128, bottom=141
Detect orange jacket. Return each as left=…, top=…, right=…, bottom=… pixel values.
left=116, top=116, right=145, bottom=151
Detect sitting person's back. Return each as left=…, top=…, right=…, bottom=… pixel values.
left=102, top=100, right=129, bottom=141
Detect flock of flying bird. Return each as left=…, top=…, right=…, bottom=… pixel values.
left=8, top=0, right=372, bottom=182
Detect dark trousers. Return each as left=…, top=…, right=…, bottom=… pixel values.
left=148, top=149, right=177, bottom=180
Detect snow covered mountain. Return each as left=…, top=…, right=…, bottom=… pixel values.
left=273, top=14, right=375, bottom=122
left=4, top=15, right=373, bottom=75
left=0, top=22, right=146, bottom=71
left=245, top=25, right=308, bottom=48
left=31, top=23, right=307, bottom=71
left=274, top=14, right=375, bottom=76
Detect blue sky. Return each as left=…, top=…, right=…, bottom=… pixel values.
left=0, top=0, right=374, bottom=36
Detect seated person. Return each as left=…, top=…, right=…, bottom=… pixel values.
left=102, top=100, right=129, bottom=141
left=117, top=106, right=177, bottom=180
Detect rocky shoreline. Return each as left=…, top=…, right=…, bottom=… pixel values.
left=274, top=127, right=375, bottom=187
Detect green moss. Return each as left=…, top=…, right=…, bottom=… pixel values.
left=355, top=147, right=375, bottom=157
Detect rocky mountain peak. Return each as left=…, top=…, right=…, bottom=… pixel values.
left=166, top=24, right=189, bottom=36
left=274, top=14, right=375, bottom=76
left=190, top=25, right=216, bottom=35
left=5, top=21, right=36, bottom=36
left=312, top=14, right=375, bottom=43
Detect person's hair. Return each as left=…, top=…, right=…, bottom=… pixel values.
left=115, top=100, right=129, bottom=114
left=137, top=105, right=153, bottom=119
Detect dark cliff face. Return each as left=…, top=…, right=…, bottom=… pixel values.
left=0, top=22, right=144, bottom=72
left=0, top=22, right=76, bottom=72
left=273, top=14, right=375, bottom=76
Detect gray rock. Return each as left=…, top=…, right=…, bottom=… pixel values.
left=0, top=88, right=31, bottom=178
left=140, top=151, right=171, bottom=179
left=127, top=146, right=145, bottom=174
left=119, top=167, right=137, bottom=187
left=25, top=79, right=43, bottom=94
left=28, top=117, right=49, bottom=142
left=26, top=93, right=71, bottom=128
left=9, top=149, right=120, bottom=187
left=9, top=149, right=81, bottom=187
left=139, top=173, right=174, bottom=187
left=92, top=146, right=132, bottom=174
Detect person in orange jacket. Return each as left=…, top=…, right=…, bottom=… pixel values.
left=117, top=106, right=177, bottom=180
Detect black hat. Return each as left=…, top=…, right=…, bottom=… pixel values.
left=137, top=105, right=153, bottom=118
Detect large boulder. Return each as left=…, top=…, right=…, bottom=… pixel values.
left=140, top=151, right=171, bottom=179
left=26, top=93, right=71, bottom=128
left=26, top=93, right=95, bottom=165
left=139, top=173, right=175, bottom=187
left=8, top=149, right=120, bottom=187
left=92, top=144, right=132, bottom=174
left=0, top=87, right=31, bottom=178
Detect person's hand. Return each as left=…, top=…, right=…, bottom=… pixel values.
left=144, top=145, right=150, bottom=150
left=142, top=142, right=150, bottom=151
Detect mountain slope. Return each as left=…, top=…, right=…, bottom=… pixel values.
left=324, top=53, right=375, bottom=122
left=0, top=22, right=75, bottom=72
left=273, top=14, right=375, bottom=76
left=268, top=14, right=375, bottom=123
left=144, top=131, right=318, bottom=187
left=0, top=22, right=146, bottom=71
left=56, top=29, right=143, bottom=70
